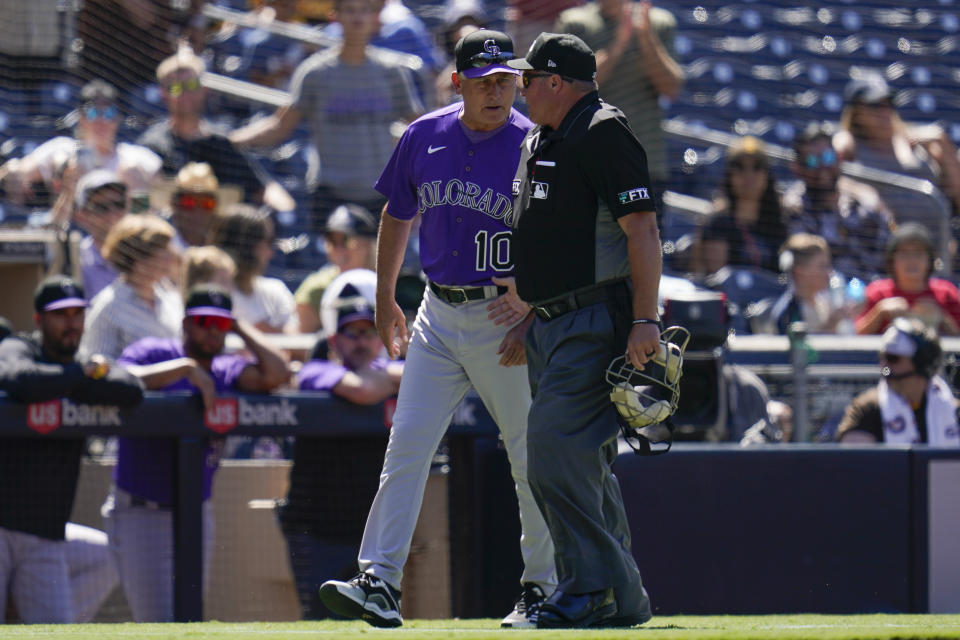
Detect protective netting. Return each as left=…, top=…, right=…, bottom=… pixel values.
left=2, top=0, right=960, bottom=623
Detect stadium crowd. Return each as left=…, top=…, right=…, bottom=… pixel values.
left=1, top=0, right=960, bottom=626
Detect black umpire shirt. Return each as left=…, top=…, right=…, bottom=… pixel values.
left=510, top=91, right=656, bottom=304
left=0, top=333, right=143, bottom=540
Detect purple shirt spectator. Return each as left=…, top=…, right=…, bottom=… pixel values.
left=116, top=337, right=251, bottom=504
left=298, top=359, right=349, bottom=391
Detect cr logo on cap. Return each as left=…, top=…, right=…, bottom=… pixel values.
left=483, top=39, right=501, bottom=56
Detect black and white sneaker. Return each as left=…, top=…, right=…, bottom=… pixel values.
left=501, top=583, right=546, bottom=628
left=318, top=572, right=403, bottom=628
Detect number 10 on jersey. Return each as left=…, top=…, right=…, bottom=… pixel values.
left=474, top=230, right=512, bottom=272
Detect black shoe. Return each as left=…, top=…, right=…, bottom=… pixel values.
left=318, top=572, right=402, bottom=628
left=501, top=582, right=547, bottom=628
left=536, top=588, right=617, bottom=629
left=601, top=584, right=652, bottom=627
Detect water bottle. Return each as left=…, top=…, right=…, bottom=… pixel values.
left=828, top=273, right=854, bottom=335
left=837, top=276, right=865, bottom=335
left=845, top=277, right=865, bottom=307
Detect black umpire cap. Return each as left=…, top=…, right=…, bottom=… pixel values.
left=507, top=32, right=596, bottom=82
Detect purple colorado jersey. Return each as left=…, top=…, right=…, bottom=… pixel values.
left=375, top=103, right=532, bottom=286
left=116, top=337, right=252, bottom=505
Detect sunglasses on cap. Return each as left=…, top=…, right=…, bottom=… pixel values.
left=83, top=105, right=118, bottom=121
left=175, top=192, right=217, bottom=211
left=467, top=51, right=515, bottom=68
left=86, top=198, right=126, bottom=214
left=803, top=149, right=838, bottom=169
left=190, top=315, right=233, bottom=331
left=163, top=77, right=202, bottom=97
left=521, top=72, right=552, bottom=88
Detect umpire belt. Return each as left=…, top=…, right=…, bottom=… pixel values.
left=532, top=281, right=628, bottom=321
left=429, top=281, right=507, bottom=304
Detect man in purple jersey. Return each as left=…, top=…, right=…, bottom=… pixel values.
left=319, top=29, right=557, bottom=629
left=105, top=284, right=289, bottom=622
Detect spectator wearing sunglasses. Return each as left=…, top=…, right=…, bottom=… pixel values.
left=0, top=79, right=161, bottom=210
left=783, top=123, right=894, bottom=283
left=166, top=161, right=222, bottom=249
left=836, top=317, right=959, bottom=446
left=693, top=136, right=787, bottom=275
left=139, top=48, right=295, bottom=214
left=106, top=284, right=290, bottom=621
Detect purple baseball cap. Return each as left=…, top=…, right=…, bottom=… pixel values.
left=335, top=283, right=376, bottom=330
left=455, top=29, right=520, bottom=79
left=34, top=275, right=87, bottom=312
left=184, top=284, right=234, bottom=320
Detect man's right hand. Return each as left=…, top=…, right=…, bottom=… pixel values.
left=376, top=298, right=409, bottom=360
left=489, top=276, right=531, bottom=326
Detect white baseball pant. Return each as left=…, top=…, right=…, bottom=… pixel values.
left=0, top=526, right=71, bottom=623
left=64, top=522, right=120, bottom=623
left=102, top=488, right=214, bottom=622
left=358, top=286, right=556, bottom=592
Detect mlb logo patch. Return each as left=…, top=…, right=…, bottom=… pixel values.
left=532, top=181, right=549, bottom=199
left=205, top=398, right=239, bottom=434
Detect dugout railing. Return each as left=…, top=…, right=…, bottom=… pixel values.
left=0, top=390, right=501, bottom=622
left=3, top=337, right=960, bottom=620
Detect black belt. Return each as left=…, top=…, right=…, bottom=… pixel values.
left=532, top=281, right=627, bottom=321
left=429, top=281, right=507, bottom=304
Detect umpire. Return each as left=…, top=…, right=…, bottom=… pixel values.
left=506, top=33, right=662, bottom=628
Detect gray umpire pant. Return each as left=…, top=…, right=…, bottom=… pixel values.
left=525, top=296, right=648, bottom=613
left=359, top=286, right=556, bottom=593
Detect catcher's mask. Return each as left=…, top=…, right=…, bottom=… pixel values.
left=606, top=325, right=690, bottom=455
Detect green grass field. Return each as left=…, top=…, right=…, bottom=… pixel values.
left=2, top=615, right=960, bottom=640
